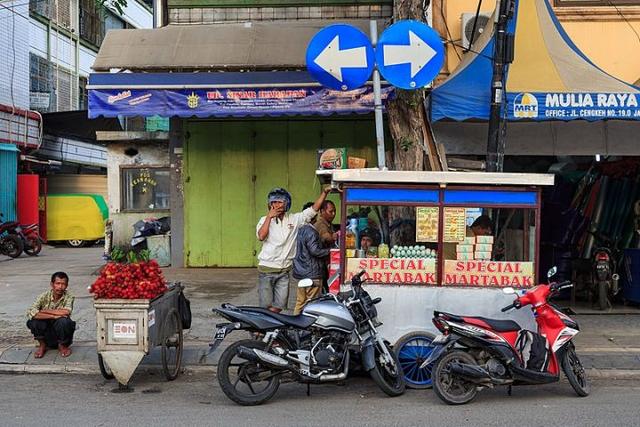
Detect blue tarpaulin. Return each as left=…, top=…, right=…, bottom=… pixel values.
left=88, top=71, right=392, bottom=118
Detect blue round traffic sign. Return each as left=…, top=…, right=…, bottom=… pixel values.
left=306, top=24, right=375, bottom=91
left=375, top=20, right=445, bottom=90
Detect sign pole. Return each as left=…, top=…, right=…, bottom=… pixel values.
left=370, top=20, right=386, bottom=170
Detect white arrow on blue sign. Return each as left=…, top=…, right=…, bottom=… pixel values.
left=375, top=20, right=445, bottom=90
left=305, top=24, right=375, bottom=91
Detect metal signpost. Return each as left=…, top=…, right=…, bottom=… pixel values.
left=306, top=20, right=444, bottom=170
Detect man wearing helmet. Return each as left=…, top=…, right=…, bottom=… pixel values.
left=256, top=186, right=332, bottom=313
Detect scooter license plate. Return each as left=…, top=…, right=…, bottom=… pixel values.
left=432, top=334, right=449, bottom=345
left=214, top=326, right=228, bottom=340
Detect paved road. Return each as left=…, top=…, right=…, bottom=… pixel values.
left=1, top=373, right=638, bottom=427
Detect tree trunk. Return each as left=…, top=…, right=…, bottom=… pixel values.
left=386, top=0, right=443, bottom=244
left=387, top=0, right=427, bottom=172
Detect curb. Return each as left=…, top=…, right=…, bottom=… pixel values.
left=1, top=363, right=638, bottom=380
left=0, top=363, right=215, bottom=375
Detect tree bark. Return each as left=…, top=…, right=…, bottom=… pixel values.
left=385, top=1, right=442, bottom=244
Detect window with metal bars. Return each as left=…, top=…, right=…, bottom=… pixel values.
left=29, top=53, right=55, bottom=112
left=79, top=0, right=104, bottom=46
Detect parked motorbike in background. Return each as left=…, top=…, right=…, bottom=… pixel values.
left=0, top=213, right=24, bottom=258
left=423, top=267, right=589, bottom=405
left=209, top=270, right=405, bottom=405
left=591, top=234, right=620, bottom=310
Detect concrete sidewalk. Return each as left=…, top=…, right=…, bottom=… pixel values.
left=1, top=246, right=639, bottom=378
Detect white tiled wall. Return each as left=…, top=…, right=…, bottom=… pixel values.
left=0, top=1, right=30, bottom=110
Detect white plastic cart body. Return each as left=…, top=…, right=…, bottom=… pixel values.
left=95, top=284, right=184, bottom=386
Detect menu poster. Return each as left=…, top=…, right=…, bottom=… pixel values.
left=444, top=207, right=467, bottom=242
left=415, top=207, right=438, bottom=242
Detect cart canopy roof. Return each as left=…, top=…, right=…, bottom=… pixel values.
left=319, top=169, right=554, bottom=186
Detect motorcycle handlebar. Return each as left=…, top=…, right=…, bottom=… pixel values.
left=550, top=280, right=573, bottom=292
left=501, top=302, right=517, bottom=312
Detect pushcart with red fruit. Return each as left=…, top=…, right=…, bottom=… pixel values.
left=91, top=254, right=185, bottom=389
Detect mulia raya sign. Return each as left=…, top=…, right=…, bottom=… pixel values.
left=509, top=92, right=640, bottom=121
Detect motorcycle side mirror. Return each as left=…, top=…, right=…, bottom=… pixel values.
left=547, top=266, right=558, bottom=279
left=298, top=279, right=313, bottom=288
left=502, top=287, right=516, bottom=295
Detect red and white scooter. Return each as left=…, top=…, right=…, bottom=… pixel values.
left=422, top=267, right=589, bottom=405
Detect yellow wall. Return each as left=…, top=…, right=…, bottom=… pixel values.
left=442, top=1, right=640, bottom=85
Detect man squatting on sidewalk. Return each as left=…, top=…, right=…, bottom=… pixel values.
left=26, top=272, right=76, bottom=358
left=256, top=186, right=331, bottom=313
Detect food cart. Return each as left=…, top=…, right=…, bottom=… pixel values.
left=318, top=169, right=555, bottom=343
left=95, top=283, right=184, bottom=390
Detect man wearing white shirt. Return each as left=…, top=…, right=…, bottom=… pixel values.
left=256, top=187, right=332, bottom=313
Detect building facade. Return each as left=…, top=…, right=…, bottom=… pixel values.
left=0, top=0, right=151, bottom=222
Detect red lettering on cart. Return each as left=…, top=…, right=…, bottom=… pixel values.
left=372, top=272, right=383, bottom=282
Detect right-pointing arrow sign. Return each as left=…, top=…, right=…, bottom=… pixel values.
left=383, top=31, right=437, bottom=78
left=376, top=20, right=445, bottom=90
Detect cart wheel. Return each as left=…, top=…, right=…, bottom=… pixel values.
left=98, top=353, right=115, bottom=380
left=161, top=308, right=183, bottom=381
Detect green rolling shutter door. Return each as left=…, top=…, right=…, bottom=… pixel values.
left=185, top=119, right=377, bottom=267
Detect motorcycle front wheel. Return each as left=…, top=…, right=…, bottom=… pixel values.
left=432, top=350, right=479, bottom=405
left=217, top=339, right=281, bottom=406
left=369, top=342, right=405, bottom=397
left=562, top=343, right=590, bottom=397
left=2, top=235, right=23, bottom=258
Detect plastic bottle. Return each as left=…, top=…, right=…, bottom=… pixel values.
left=345, top=229, right=356, bottom=249
left=348, top=218, right=360, bottom=249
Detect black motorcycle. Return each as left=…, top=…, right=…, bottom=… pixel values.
left=209, top=270, right=405, bottom=405
left=590, top=232, right=620, bottom=310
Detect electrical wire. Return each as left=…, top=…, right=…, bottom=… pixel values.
left=606, top=0, right=640, bottom=44
left=0, top=1, right=30, bottom=21
left=0, top=0, right=46, bottom=10
left=440, top=0, right=462, bottom=61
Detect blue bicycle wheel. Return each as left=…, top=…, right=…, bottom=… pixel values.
left=395, top=331, right=436, bottom=389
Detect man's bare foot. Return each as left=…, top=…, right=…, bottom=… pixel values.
left=34, top=343, right=47, bottom=359
left=58, top=344, right=72, bottom=358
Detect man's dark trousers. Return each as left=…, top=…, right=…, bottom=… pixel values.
left=27, top=318, right=75, bottom=348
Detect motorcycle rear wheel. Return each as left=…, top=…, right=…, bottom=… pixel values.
left=24, top=237, right=42, bottom=256
left=562, top=344, right=590, bottom=397
left=432, top=350, right=479, bottom=405
left=217, top=339, right=281, bottom=406
left=597, top=280, right=608, bottom=311
left=370, top=342, right=405, bottom=397
left=2, top=235, right=23, bottom=258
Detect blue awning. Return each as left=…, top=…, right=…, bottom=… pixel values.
left=88, top=71, right=393, bottom=119
left=431, top=0, right=640, bottom=122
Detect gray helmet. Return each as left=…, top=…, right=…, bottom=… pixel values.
left=267, top=188, right=291, bottom=212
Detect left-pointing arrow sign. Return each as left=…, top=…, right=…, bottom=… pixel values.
left=314, top=35, right=368, bottom=83
left=383, top=31, right=436, bottom=78
left=306, top=24, right=374, bottom=91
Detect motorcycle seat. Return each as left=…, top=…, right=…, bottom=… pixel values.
left=437, top=311, right=521, bottom=332
left=238, top=306, right=316, bottom=329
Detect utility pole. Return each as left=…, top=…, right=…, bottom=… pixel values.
left=486, top=0, right=514, bottom=172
